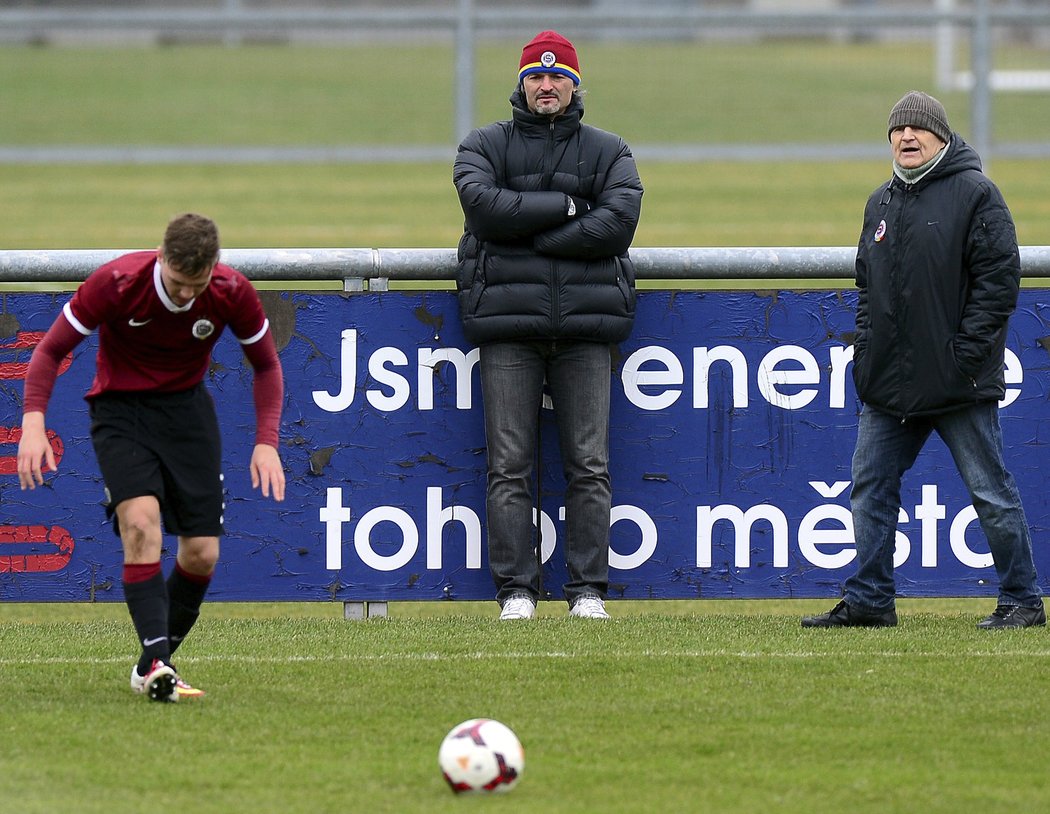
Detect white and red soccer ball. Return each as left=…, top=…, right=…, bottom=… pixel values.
left=438, top=718, right=524, bottom=793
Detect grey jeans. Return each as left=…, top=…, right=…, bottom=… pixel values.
left=479, top=339, right=613, bottom=606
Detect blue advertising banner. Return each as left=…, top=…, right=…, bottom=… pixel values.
left=2, top=289, right=1047, bottom=602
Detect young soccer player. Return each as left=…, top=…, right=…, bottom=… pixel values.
left=17, top=213, right=286, bottom=700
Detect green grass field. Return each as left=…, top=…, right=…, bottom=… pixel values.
left=2, top=599, right=1049, bottom=814
left=2, top=40, right=1050, bottom=250
left=2, top=39, right=1050, bottom=813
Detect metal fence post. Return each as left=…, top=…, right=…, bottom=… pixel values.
left=454, top=0, right=475, bottom=144
left=934, top=0, right=956, bottom=92
left=971, top=0, right=993, bottom=165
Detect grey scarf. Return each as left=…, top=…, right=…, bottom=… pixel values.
left=893, top=139, right=950, bottom=186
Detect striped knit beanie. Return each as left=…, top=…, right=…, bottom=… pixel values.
left=518, top=31, right=581, bottom=86
left=887, top=90, right=951, bottom=143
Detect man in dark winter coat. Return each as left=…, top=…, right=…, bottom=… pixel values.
left=453, top=30, right=643, bottom=620
left=803, top=91, right=1043, bottom=630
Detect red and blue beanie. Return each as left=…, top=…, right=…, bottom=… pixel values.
left=518, top=30, right=581, bottom=86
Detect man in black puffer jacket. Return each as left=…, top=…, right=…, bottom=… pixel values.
left=453, top=30, right=643, bottom=621
left=803, top=91, right=1043, bottom=630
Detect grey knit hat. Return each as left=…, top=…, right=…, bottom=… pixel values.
left=887, top=90, right=951, bottom=143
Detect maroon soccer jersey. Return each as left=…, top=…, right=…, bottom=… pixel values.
left=63, top=252, right=270, bottom=398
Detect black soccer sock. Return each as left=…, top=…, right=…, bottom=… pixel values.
left=123, top=563, right=170, bottom=674
left=167, top=562, right=211, bottom=657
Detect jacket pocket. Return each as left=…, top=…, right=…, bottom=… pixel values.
left=947, top=339, right=978, bottom=393
left=851, top=338, right=870, bottom=398
left=457, top=249, right=487, bottom=316
left=617, top=255, right=637, bottom=316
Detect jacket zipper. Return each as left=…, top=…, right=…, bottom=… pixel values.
left=891, top=180, right=910, bottom=419
left=547, top=119, right=560, bottom=336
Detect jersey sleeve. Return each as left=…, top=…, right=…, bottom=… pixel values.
left=242, top=326, right=283, bottom=448
left=63, top=266, right=119, bottom=334
left=22, top=312, right=86, bottom=414
left=225, top=270, right=270, bottom=345
left=226, top=272, right=283, bottom=447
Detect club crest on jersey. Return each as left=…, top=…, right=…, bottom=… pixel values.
left=192, top=319, right=215, bottom=340
left=874, top=219, right=887, bottom=243
left=541, top=51, right=557, bottom=68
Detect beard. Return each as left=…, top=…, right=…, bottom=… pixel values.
left=532, top=95, right=563, bottom=115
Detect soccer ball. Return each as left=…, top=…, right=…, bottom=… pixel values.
left=438, top=718, right=524, bottom=793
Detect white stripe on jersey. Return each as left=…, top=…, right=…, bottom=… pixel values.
left=62, top=301, right=93, bottom=336
left=238, top=317, right=269, bottom=346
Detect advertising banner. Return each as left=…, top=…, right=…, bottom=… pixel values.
left=2, top=289, right=1047, bottom=602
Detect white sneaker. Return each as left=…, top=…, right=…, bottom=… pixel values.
left=499, top=595, right=536, bottom=620
left=570, top=596, right=610, bottom=619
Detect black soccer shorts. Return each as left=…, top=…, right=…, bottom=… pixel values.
left=89, top=384, right=225, bottom=538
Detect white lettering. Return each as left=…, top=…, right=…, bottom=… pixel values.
left=696, top=504, right=789, bottom=568
left=757, top=346, right=820, bottom=409
left=950, top=505, right=993, bottom=568
left=1002, top=348, right=1022, bottom=409
left=312, top=329, right=358, bottom=412
left=623, top=342, right=860, bottom=412
left=916, top=484, right=946, bottom=567
left=621, top=346, right=682, bottom=410
left=808, top=480, right=850, bottom=499
left=828, top=345, right=854, bottom=409
left=355, top=506, right=418, bottom=571
left=893, top=510, right=912, bottom=568
left=798, top=502, right=855, bottom=570
left=417, top=348, right=480, bottom=411
left=426, top=486, right=482, bottom=569
left=538, top=509, right=558, bottom=564
left=312, top=330, right=478, bottom=413
left=693, top=346, right=749, bottom=408
left=320, top=487, right=352, bottom=569
left=608, top=505, right=659, bottom=570
left=319, top=486, right=1005, bottom=576
left=314, top=333, right=1022, bottom=416
left=367, top=347, right=410, bottom=411
left=798, top=482, right=854, bottom=569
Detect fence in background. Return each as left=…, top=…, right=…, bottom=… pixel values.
left=3, top=245, right=1050, bottom=285
left=1, top=1, right=1049, bottom=162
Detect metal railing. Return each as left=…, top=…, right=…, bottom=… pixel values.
left=3, top=246, right=1050, bottom=284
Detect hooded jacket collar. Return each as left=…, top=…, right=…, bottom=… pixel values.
left=509, top=87, right=584, bottom=137
left=893, top=138, right=950, bottom=185
left=890, top=135, right=983, bottom=191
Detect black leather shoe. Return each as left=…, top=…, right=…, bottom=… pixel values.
left=977, top=604, right=1046, bottom=629
left=801, top=599, right=898, bottom=628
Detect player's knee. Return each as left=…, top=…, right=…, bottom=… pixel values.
left=116, top=503, right=161, bottom=552
left=179, top=537, right=219, bottom=574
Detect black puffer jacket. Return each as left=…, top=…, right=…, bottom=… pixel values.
left=453, top=90, right=643, bottom=345
left=853, top=136, right=1020, bottom=419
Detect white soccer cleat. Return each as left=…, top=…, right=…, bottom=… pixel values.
left=130, top=659, right=178, bottom=703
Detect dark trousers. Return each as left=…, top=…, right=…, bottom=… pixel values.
left=479, top=339, right=613, bottom=606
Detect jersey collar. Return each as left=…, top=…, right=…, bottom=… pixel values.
left=154, top=260, right=196, bottom=313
